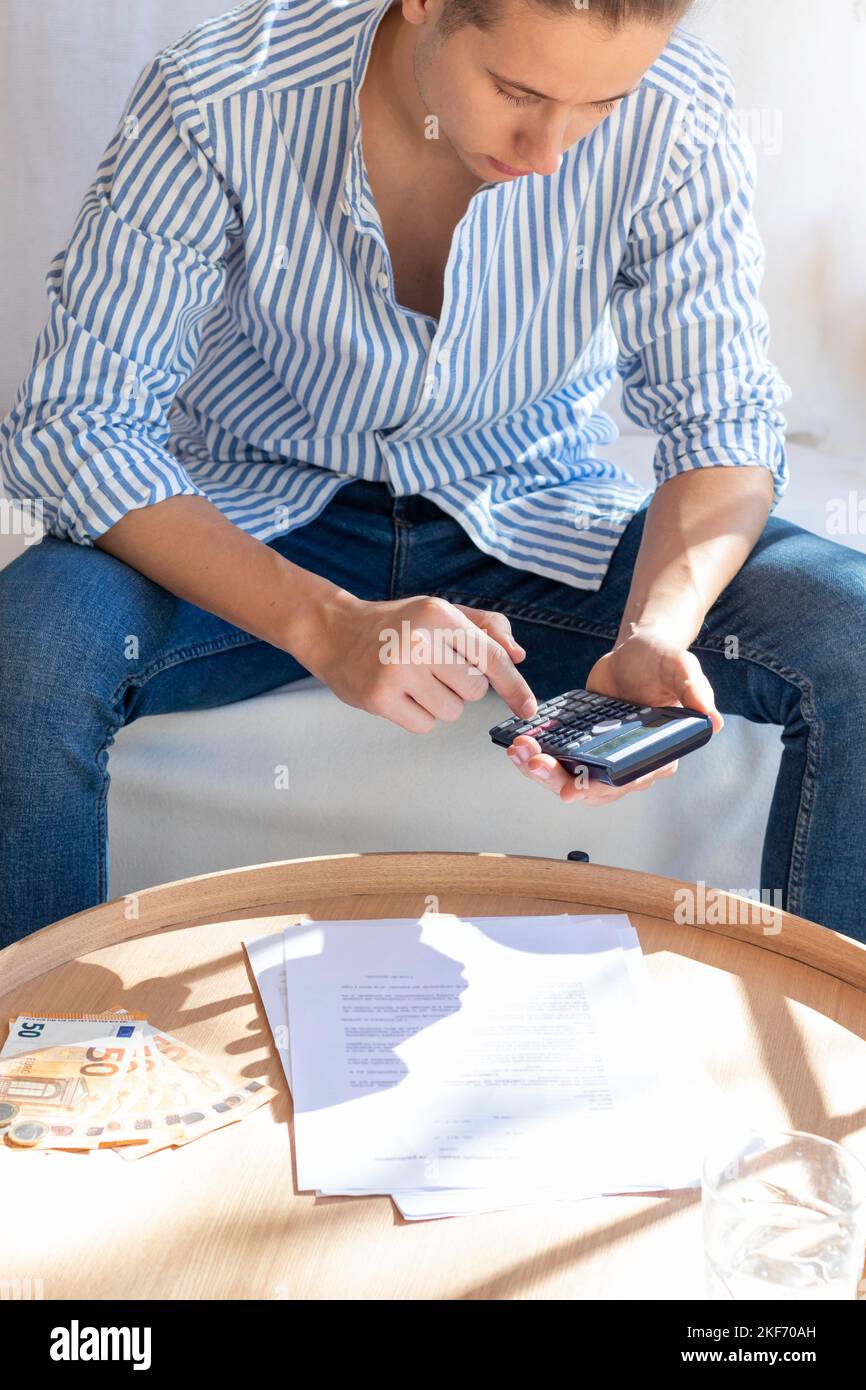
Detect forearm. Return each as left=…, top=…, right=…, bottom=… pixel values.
left=93, top=494, right=354, bottom=660
left=617, top=464, right=775, bottom=648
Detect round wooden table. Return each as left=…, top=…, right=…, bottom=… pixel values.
left=2, top=851, right=866, bottom=1301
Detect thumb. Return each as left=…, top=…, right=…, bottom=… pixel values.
left=675, top=651, right=725, bottom=732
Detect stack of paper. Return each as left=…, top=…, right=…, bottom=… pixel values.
left=244, top=913, right=728, bottom=1220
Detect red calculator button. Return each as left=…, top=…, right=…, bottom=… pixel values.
left=522, top=717, right=560, bottom=737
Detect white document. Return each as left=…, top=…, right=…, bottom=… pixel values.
left=280, top=914, right=720, bottom=1197
left=244, top=915, right=729, bottom=1219
left=326, top=926, right=724, bottom=1219
left=243, top=929, right=292, bottom=1092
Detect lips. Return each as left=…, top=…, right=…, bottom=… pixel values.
left=488, top=155, right=531, bottom=176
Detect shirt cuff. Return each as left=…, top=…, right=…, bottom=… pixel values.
left=52, top=446, right=207, bottom=545
left=653, top=418, right=789, bottom=512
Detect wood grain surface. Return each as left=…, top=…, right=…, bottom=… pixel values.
left=1, top=852, right=864, bottom=1301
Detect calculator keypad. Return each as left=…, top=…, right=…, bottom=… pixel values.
left=491, top=688, right=646, bottom=748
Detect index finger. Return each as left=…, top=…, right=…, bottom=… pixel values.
left=449, top=616, right=537, bottom=718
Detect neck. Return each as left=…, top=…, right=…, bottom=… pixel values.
left=368, top=5, right=427, bottom=133
left=366, top=3, right=475, bottom=176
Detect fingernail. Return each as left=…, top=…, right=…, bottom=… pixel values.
left=520, top=696, right=537, bottom=717
left=530, top=763, right=551, bottom=780
left=509, top=746, right=530, bottom=765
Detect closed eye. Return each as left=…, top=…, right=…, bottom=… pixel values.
left=493, top=83, right=622, bottom=117
left=493, top=82, right=534, bottom=108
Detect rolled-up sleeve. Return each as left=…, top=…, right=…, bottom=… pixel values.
left=0, top=47, right=241, bottom=545
left=608, top=54, right=792, bottom=510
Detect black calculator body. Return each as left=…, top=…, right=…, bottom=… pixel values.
left=489, top=688, right=713, bottom=787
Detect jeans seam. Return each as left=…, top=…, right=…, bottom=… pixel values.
left=391, top=518, right=412, bottom=600
left=95, top=743, right=110, bottom=904
left=422, top=589, right=621, bottom=640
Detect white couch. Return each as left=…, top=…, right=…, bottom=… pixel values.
left=2, top=1, right=865, bottom=903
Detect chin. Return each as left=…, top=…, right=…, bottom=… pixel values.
left=448, top=139, right=492, bottom=179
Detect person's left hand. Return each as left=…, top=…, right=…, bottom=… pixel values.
left=505, top=625, right=724, bottom=805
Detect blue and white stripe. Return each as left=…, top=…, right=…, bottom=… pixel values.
left=0, top=0, right=791, bottom=591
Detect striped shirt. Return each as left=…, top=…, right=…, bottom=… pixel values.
left=0, top=0, right=791, bottom=591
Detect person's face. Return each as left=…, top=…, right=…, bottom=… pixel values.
left=407, top=0, right=679, bottom=180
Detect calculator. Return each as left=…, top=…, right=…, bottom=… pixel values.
left=489, top=688, right=713, bottom=787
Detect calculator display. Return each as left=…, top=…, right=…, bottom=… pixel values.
left=590, top=715, right=669, bottom=756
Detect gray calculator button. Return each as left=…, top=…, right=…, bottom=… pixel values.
left=639, top=707, right=653, bottom=715
left=591, top=720, right=622, bottom=734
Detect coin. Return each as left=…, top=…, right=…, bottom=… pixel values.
left=6, top=1120, right=49, bottom=1148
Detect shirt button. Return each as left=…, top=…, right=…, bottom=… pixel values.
left=377, top=271, right=389, bottom=289
left=340, top=199, right=351, bottom=217
left=436, top=349, right=448, bottom=363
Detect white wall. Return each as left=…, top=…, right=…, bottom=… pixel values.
left=686, top=0, right=866, bottom=459
left=602, top=0, right=866, bottom=458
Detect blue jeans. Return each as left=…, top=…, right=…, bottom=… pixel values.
left=1, top=478, right=864, bottom=946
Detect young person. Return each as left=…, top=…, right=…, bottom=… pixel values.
left=2, top=0, right=862, bottom=944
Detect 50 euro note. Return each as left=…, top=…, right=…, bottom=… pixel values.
left=0, top=1012, right=150, bottom=1150
left=108, top=1017, right=278, bottom=1159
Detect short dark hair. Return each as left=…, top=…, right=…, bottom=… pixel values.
left=438, top=0, right=694, bottom=40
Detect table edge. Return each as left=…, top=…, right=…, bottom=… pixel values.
left=2, top=851, right=863, bottom=995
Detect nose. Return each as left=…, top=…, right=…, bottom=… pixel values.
left=518, top=140, right=562, bottom=177
left=523, top=149, right=563, bottom=176
left=516, top=112, right=570, bottom=176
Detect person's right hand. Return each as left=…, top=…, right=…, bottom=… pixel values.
left=301, top=591, right=538, bottom=734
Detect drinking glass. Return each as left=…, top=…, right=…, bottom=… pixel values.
left=702, top=1129, right=866, bottom=1300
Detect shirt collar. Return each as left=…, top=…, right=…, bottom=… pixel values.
left=344, top=0, right=395, bottom=211
left=351, top=0, right=399, bottom=96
